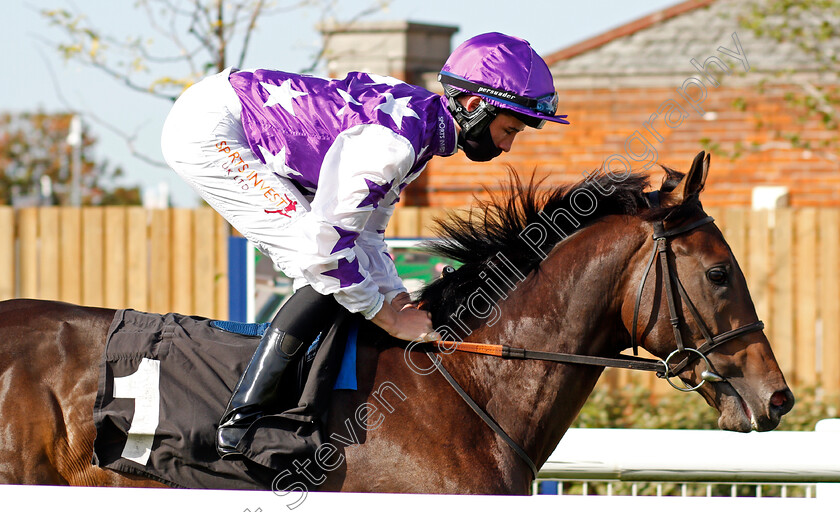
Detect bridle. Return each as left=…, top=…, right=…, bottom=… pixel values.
left=421, top=191, right=765, bottom=478
left=628, top=190, right=765, bottom=390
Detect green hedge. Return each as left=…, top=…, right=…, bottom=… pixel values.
left=572, top=385, right=839, bottom=431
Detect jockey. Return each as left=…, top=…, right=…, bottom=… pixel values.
left=160, top=32, right=568, bottom=459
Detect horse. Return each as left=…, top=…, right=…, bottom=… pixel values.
left=0, top=152, right=793, bottom=497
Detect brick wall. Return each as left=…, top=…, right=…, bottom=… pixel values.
left=407, top=83, right=839, bottom=208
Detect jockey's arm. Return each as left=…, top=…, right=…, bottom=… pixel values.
left=355, top=192, right=407, bottom=300
left=293, top=124, right=435, bottom=341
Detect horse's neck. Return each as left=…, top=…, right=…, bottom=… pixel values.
left=445, top=217, right=643, bottom=467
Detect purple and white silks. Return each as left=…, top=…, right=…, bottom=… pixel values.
left=227, top=70, right=458, bottom=318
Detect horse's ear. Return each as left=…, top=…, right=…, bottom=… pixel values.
left=664, top=151, right=709, bottom=206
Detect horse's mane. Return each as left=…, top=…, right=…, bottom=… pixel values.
left=418, top=167, right=700, bottom=327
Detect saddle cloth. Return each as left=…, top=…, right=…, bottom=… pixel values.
left=91, top=308, right=356, bottom=489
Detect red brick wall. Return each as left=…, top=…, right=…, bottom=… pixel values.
left=406, top=84, right=839, bottom=208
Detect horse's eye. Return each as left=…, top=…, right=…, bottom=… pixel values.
left=707, top=267, right=728, bottom=285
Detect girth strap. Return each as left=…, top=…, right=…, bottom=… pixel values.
left=426, top=351, right=539, bottom=480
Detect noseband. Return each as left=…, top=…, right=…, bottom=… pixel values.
left=630, top=191, right=765, bottom=391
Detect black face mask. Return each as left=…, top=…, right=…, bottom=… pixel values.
left=458, top=127, right=502, bottom=162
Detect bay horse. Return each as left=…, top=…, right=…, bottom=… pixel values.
left=0, top=152, right=793, bottom=497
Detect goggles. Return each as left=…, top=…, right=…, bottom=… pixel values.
left=438, top=71, right=559, bottom=116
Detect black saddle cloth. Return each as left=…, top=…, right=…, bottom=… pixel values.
left=91, top=308, right=353, bottom=489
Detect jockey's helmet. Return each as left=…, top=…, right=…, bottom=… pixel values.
left=438, top=32, right=569, bottom=132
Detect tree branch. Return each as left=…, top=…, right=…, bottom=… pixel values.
left=236, top=0, right=265, bottom=69
left=38, top=45, right=169, bottom=168
left=187, top=0, right=217, bottom=63
left=89, top=59, right=179, bottom=101
left=215, top=0, right=226, bottom=71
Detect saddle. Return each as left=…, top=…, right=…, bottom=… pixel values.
left=91, top=308, right=358, bottom=489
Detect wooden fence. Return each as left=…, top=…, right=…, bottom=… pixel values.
left=0, top=206, right=230, bottom=320
left=1, top=205, right=838, bottom=394
left=387, top=206, right=840, bottom=395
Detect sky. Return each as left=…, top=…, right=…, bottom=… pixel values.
left=2, top=0, right=680, bottom=206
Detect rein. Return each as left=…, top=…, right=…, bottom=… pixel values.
left=428, top=340, right=666, bottom=372
left=422, top=193, right=765, bottom=479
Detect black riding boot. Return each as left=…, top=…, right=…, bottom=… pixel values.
left=215, top=326, right=304, bottom=458
left=215, top=286, right=338, bottom=459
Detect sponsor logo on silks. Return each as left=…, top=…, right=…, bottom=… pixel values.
left=264, top=194, right=300, bottom=218
left=437, top=115, right=448, bottom=154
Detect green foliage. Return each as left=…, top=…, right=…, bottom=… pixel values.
left=732, top=0, right=840, bottom=160
left=98, top=186, right=143, bottom=206
left=699, top=137, right=746, bottom=162
left=573, top=383, right=718, bottom=430
left=731, top=96, right=748, bottom=112
left=0, top=111, right=140, bottom=206
left=775, top=387, right=840, bottom=431
left=741, top=0, right=840, bottom=67
left=572, top=384, right=838, bottom=431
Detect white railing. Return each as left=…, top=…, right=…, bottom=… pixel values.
left=3, top=421, right=838, bottom=510
left=2, top=483, right=838, bottom=512
left=536, top=419, right=840, bottom=499
left=3, top=484, right=837, bottom=512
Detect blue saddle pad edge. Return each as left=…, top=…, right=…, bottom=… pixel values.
left=210, top=320, right=357, bottom=391
left=333, top=321, right=358, bottom=391
left=210, top=320, right=269, bottom=337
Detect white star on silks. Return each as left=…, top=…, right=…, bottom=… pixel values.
left=417, top=145, right=430, bottom=160
left=261, top=80, right=308, bottom=116
left=257, top=144, right=288, bottom=171
left=336, top=88, right=362, bottom=116
left=366, top=74, right=406, bottom=87
left=258, top=144, right=307, bottom=182
left=375, top=93, right=419, bottom=130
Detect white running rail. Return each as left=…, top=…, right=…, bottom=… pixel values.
left=536, top=419, right=840, bottom=500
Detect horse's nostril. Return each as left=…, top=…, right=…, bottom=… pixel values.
left=769, top=389, right=794, bottom=415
